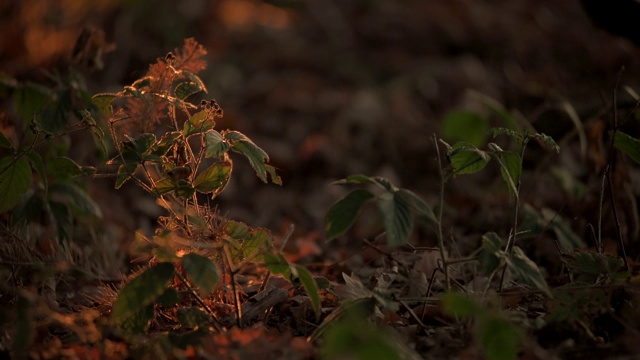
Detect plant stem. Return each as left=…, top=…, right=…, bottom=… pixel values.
left=432, top=134, right=450, bottom=291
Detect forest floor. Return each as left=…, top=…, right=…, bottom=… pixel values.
left=2, top=0, right=640, bottom=359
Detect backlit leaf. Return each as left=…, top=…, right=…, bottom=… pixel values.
left=397, top=188, right=437, bottom=225
left=226, top=131, right=274, bottom=183
left=264, top=252, right=291, bottom=277
left=325, top=189, right=374, bottom=241
left=112, top=262, right=175, bottom=323
left=193, top=161, right=231, bottom=195
left=204, top=130, right=229, bottom=158
left=184, top=111, right=214, bottom=137
left=91, top=93, right=117, bottom=116
left=182, top=253, right=219, bottom=293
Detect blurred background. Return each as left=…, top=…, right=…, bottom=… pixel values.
left=3, top=0, right=640, bottom=255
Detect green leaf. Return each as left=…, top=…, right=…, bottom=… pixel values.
left=156, top=288, right=180, bottom=307
left=264, top=164, right=282, bottom=185
left=540, top=208, right=586, bottom=250
left=226, top=131, right=273, bottom=183
left=264, top=252, right=291, bottom=277
left=476, top=315, right=520, bottom=360
left=441, top=292, right=479, bottom=318
left=376, top=192, right=413, bottom=247
left=119, top=304, right=155, bottom=335
left=396, top=188, right=437, bottom=225
left=193, top=161, right=231, bottom=196
left=614, top=131, right=640, bottom=164
left=91, top=93, right=117, bottom=116
left=505, top=247, right=551, bottom=297
left=225, top=221, right=251, bottom=239
left=13, top=82, right=51, bottom=122
left=242, top=228, right=273, bottom=259
left=152, top=131, right=180, bottom=157
left=49, top=181, right=102, bottom=218
left=177, top=307, right=209, bottom=328
left=154, top=178, right=176, bottom=195
left=112, top=262, right=175, bottom=323
left=175, top=81, right=203, bottom=100
left=498, top=151, right=521, bottom=198
left=441, top=110, right=489, bottom=147
left=181, top=253, right=219, bottom=293
left=479, top=232, right=503, bottom=275
left=448, top=143, right=490, bottom=175
left=0, top=157, right=32, bottom=212
left=26, top=150, right=46, bottom=193
left=204, top=130, right=230, bottom=158
left=183, top=71, right=207, bottom=93
left=325, top=189, right=374, bottom=241
left=0, top=132, right=13, bottom=149
left=295, top=265, right=322, bottom=322
left=334, top=175, right=396, bottom=191
left=40, top=90, right=72, bottom=133
left=563, top=251, right=623, bottom=276
left=48, top=156, right=95, bottom=179
left=115, top=164, right=132, bottom=189
left=184, top=111, right=215, bottom=137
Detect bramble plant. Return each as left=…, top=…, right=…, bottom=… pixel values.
left=90, top=38, right=321, bottom=340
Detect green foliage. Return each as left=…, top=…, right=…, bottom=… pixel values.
left=181, top=253, right=220, bottom=294
left=325, top=175, right=436, bottom=246
left=0, top=157, right=32, bottom=212
left=443, top=292, right=521, bottom=360
left=111, top=263, right=175, bottom=324
left=613, top=131, right=640, bottom=164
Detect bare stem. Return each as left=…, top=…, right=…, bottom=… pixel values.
left=432, top=134, right=450, bottom=291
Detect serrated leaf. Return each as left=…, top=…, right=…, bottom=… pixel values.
left=476, top=315, right=520, bottom=360
left=26, top=150, right=46, bottom=193
left=177, top=307, right=209, bottom=327
left=397, top=188, right=437, bottom=225
left=153, top=131, right=180, bottom=156
left=563, top=251, right=623, bottom=276
left=111, top=262, right=175, bottom=323
left=226, top=131, right=272, bottom=183
left=448, top=143, right=490, bottom=175
left=225, top=221, right=250, bottom=239
left=242, top=228, right=273, bottom=259
left=193, top=161, right=231, bottom=196
left=498, top=151, right=521, bottom=198
left=184, top=111, right=214, bottom=137
left=264, top=164, right=282, bottom=185
left=441, top=292, right=479, bottom=318
left=175, top=81, right=203, bottom=100
left=295, top=265, right=321, bottom=322
left=614, top=131, right=640, bottom=164
left=0, top=157, right=32, bottom=212
left=506, top=247, right=551, bottom=297
left=325, top=189, right=374, bottom=241
left=182, top=253, right=219, bottom=293
left=264, top=252, right=291, bottom=277
left=441, top=110, right=489, bottom=147
left=91, top=93, right=117, bottom=116
left=204, top=130, right=230, bottom=158
left=154, top=177, right=176, bottom=195
left=183, top=71, right=207, bottom=93
left=115, top=164, right=132, bottom=189
left=49, top=181, right=102, bottom=218
left=0, top=132, right=13, bottom=149
left=376, top=192, right=413, bottom=247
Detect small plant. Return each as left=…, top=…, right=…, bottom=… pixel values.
left=90, top=39, right=321, bottom=344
